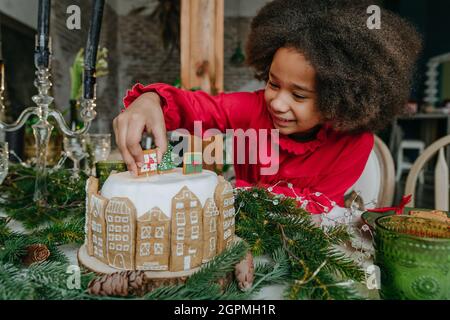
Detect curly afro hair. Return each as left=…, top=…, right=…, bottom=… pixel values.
left=246, top=0, right=422, bottom=133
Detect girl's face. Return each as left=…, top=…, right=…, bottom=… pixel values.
left=265, top=47, right=322, bottom=135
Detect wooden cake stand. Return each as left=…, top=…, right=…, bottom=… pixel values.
left=78, top=239, right=239, bottom=293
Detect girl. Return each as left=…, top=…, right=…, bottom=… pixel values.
left=113, top=0, right=421, bottom=214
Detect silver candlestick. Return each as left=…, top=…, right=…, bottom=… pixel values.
left=0, top=41, right=97, bottom=203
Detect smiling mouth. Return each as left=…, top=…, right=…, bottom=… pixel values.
left=272, top=115, right=295, bottom=126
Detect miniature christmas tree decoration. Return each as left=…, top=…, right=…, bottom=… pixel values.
left=138, top=149, right=158, bottom=176
left=183, top=152, right=203, bottom=175
left=157, top=144, right=175, bottom=174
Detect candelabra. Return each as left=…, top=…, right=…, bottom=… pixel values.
left=0, top=43, right=97, bottom=204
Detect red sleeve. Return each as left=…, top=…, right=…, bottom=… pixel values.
left=236, top=132, right=374, bottom=214
left=123, top=83, right=263, bottom=133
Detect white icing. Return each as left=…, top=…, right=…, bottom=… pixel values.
left=100, top=168, right=218, bottom=217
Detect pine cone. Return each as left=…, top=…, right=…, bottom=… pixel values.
left=22, top=244, right=50, bottom=266
left=234, top=251, right=255, bottom=291
left=88, top=270, right=146, bottom=296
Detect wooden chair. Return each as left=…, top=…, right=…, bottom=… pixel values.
left=347, top=135, right=395, bottom=208
left=405, top=135, right=450, bottom=210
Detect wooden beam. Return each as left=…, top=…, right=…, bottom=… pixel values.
left=180, top=0, right=224, bottom=95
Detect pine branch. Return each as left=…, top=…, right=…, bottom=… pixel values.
left=186, top=241, right=248, bottom=287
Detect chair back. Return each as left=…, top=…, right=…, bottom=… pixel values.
left=405, top=135, right=450, bottom=210
left=347, top=135, right=395, bottom=209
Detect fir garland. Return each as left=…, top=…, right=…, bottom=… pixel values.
left=0, top=164, right=87, bottom=230
left=0, top=166, right=365, bottom=300
left=234, top=187, right=364, bottom=300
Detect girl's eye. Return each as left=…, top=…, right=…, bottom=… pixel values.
left=268, top=81, right=279, bottom=89
left=293, top=93, right=306, bottom=100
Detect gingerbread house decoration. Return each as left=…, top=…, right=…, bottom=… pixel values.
left=89, top=193, right=109, bottom=263
left=138, top=149, right=158, bottom=176
left=170, top=186, right=203, bottom=272
left=85, top=177, right=100, bottom=256
left=105, top=198, right=137, bottom=270
left=215, top=177, right=236, bottom=253
left=202, top=197, right=220, bottom=262
left=84, top=173, right=238, bottom=272
left=136, top=207, right=171, bottom=271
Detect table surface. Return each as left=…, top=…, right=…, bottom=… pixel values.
left=397, top=112, right=450, bottom=120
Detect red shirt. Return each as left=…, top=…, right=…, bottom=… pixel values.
left=123, top=83, right=374, bottom=214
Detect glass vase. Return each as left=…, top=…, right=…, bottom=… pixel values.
left=374, top=215, right=450, bottom=300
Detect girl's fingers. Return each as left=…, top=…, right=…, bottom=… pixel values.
left=116, top=115, right=138, bottom=175
left=150, top=122, right=168, bottom=163
left=127, top=116, right=146, bottom=167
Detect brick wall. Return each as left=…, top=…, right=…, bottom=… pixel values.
left=51, top=0, right=118, bottom=134
left=50, top=1, right=261, bottom=139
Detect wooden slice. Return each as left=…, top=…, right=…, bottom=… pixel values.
left=78, top=236, right=242, bottom=294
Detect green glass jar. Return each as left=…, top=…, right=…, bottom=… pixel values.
left=374, top=215, right=450, bottom=300
left=95, top=160, right=127, bottom=188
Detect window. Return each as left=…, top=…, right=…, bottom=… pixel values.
left=176, top=243, right=183, bottom=256
left=155, top=227, right=164, bottom=238
left=97, top=238, right=103, bottom=246
left=176, top=202, right=184, bottom=209
left=176, top=213, right=186, bottom=226
left=224, top=208, right=235, bottom=218
left=140, top=243, right=150, bottom=256
left=224, top=219, right=233, bottom=230
left=108, top=225, right=114, bottom=232
left=209, top=218, right=216, bottom=232
left=123, top=225, right=130, bottom=233
left=91, top=221, right=96, bottom=231
left=176, top=227, right=185, bottom=240
left=223, top=198, right=229, bottom=207
left=94, top=247, right=98, bottom=255
left=108, top=234, right=114, bottom=241
left=107, top=215, right=113, bottom=223
left=123, top=245, right=130, bottom=252
left=115, top=216, right=121, bottom=223
left=190, top=200, right=198, bottom=207
left=92, top=234, right=97, bottom=244
left=191, top=226, right=199, bottom=240
left=141, top=226, right=151, bottom=239
left=209, top=237, right=216, bottom=252
left=109, top=243, right=115, bottom=250
left=190, top=211, right=198, bottom=224
left=116, top=244, right=123, bottom=251
left=122, top=235, right=129, bottom=242
left=154, top=243, right=163, bottom=255
left=115, top=234, right=122, bottom=241
left=115, top=225, right=122, bottom=233
left=229, top=197, right=235, bottom=205
left=122, top=216, right=129, bottom=223
left=224, top=229, right=231, bottom=240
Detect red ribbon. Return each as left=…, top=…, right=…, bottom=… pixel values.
left=366, top=195, right=412, bottom=215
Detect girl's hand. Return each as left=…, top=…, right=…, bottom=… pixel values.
left=113, top=92, right=168, bottom=175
